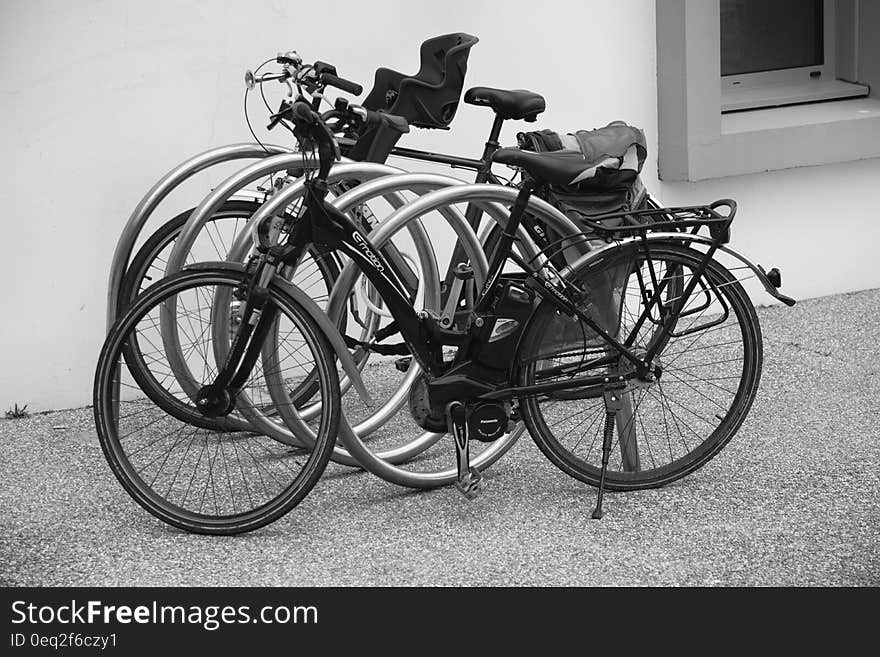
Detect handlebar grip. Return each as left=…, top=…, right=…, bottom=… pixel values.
left=322, top=73, right=363, bottom=96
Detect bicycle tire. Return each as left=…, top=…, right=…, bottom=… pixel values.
left=94, top=267, right=340, bottom=535
left=117, top=200, right=340, bottom=436
left=516, top=240, right=762, bottom=491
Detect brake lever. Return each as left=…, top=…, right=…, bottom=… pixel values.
left=266, top=100, right=292, bottom=131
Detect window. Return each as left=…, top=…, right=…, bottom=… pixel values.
left=655, top=0, right=880, bottom=181
left=720, top=0, right=868, bottom=112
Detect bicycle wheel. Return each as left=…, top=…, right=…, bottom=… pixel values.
left=118, top=200, right=340, bottom=435
left=516, top=240, right=762, bottom=491
left=94, top=267, right=340, bottom=535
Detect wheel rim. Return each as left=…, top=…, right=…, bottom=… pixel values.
left=95, top=270, right=338, bottom=533
left=518, top=243, right=762, bottom=490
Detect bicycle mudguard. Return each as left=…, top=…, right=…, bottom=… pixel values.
left=183, top=261, right=373, bottom=406
left=561, top=233, right=797, bottom=306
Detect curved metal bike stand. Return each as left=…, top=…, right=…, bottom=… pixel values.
left=161, top=160, right=432, bottom=415
left=226, top=169, right=455, bottom=406
left=322, top=184, right=588, bottom=488
left=106, top=143, right=294, bottom=331
left=212, top=182, right=583, bottom=484
left=224, top=171, right=492, bottom=467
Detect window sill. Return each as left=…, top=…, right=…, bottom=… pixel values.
left=721, top=79, right=869, bottom=113
left=701, top=97, right=880, bottom=179
left=656, top=0, right=880, bottom=182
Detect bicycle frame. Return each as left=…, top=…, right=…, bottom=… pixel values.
left=373, top=113, right=508, bottom=295
left=282, top=179, right=729, bottom=409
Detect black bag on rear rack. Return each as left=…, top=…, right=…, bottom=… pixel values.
left=516, top=122, right=650, bottom=340
left=516, top=121, right=650, bottom=241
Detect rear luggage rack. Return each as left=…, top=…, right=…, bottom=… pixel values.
left=529, top=199, right=738, bottom=267
left=580, top=199, right=737, bottom=243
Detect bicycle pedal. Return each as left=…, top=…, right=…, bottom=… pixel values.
left=455, top=467, right=485, bottom=500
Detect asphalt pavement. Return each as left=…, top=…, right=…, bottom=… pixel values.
left=1, top=289, right=877, bottom=586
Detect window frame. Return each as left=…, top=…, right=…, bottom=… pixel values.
left=720, top=0, right=867, bottom=112
left=655, top=0, right=880, bottom=181
left=721, top=0, right=834, bottom=86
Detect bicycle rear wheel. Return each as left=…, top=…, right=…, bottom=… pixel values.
left=94, top=268, right=340, bottom=535
left=516, top=241, right=762, bottom=490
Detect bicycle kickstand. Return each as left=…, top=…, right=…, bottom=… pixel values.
left=592, top=384, right=624, bottom=519
left=447, top=401, right=485, bottom=500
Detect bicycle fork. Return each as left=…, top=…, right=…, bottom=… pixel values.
left=195, top=264, right=278, bottom=418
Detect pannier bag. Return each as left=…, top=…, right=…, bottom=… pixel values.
left=516, top=121, right=649, bottom=234
left=516, top=121, right=651, bottom=343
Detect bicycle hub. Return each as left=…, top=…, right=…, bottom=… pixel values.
left=195, top=385, right=237, bottom=418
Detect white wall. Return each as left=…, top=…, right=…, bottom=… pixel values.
left=1, top=0, right=878, bottom=411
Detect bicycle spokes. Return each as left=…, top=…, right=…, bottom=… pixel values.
left=517, top=242, right=762, bottom=502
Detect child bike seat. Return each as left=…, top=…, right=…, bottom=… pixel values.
left=361, top=33, right=479, bottom=129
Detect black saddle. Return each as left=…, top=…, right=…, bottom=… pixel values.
left=464, top=87, right=545, bottom=121
left=492, top=148, right=591, bottom=187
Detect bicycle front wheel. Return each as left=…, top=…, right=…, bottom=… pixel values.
left=516, top=241, right=762, bottom=491
left=117, top=200, right=341, bottom=436
left=94, top=267, right=340, bottom=535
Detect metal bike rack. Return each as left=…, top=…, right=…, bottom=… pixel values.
left=106, top=143, right=296, bottom=330
left=321, top=184, right=587, bottom=488
left=232, top=172, right=485, bottom=466
left=154, top=162, right=488, bottom=466
left=223, top=180, right=591, bottom=484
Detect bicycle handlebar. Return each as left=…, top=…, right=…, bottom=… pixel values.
left=246, top=51, right=363, bottom=100
left=321, top=72, right=363, bottom=96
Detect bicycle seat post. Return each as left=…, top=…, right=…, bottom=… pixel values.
left=473, top=112, right=505, bottom=186
left=440, top=111, right=506, bottom=306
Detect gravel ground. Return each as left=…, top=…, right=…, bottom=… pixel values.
left=1, top=289, right=878, bottom=587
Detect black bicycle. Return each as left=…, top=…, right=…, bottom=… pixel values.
left=95, top=95, right=795, bottom=533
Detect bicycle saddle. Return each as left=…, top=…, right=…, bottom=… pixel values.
left=464, top=87, right=545, bottom=121
left=492, top=148, right=594, bottom=186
